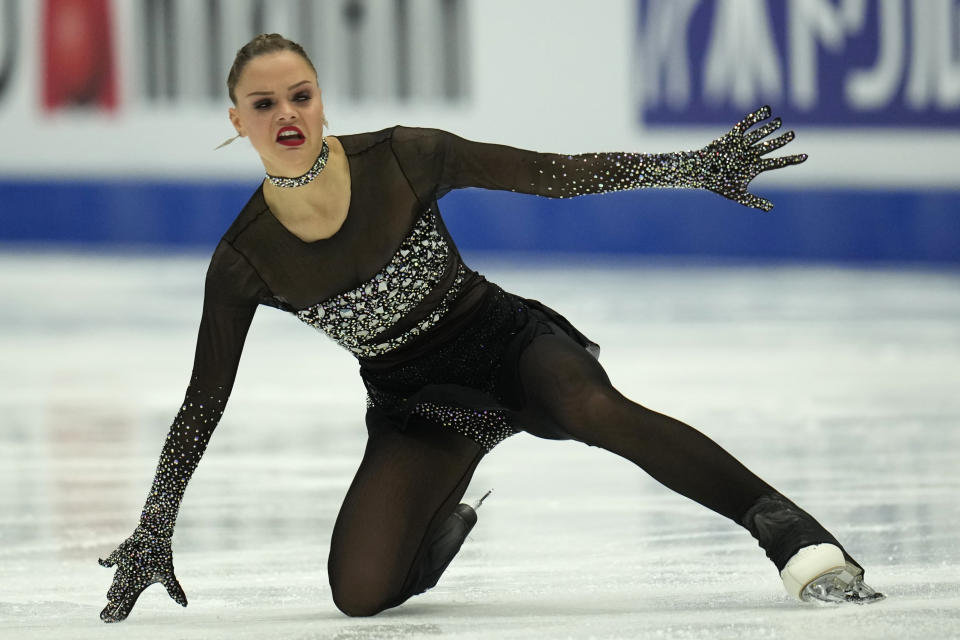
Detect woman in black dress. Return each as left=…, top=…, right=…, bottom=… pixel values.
left=99, top=34, right=882, bottom=622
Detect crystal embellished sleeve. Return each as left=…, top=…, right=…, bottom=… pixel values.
left=137, top=242, right=261, bottom=539
left=390, top=126, right=706, bottom=201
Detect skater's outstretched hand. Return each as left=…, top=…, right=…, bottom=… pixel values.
left=696, top=105, right=807, bottom=212
left=99, top=527, right=187, bottom=622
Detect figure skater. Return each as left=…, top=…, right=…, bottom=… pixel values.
left=100, top=33, right=883, bottom=622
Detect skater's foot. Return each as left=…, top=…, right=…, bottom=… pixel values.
left=781, top=543, right=885, bottom=604
left=406, top=490, right=492, bottom=597
left=741, top=494, right=884, bottom=604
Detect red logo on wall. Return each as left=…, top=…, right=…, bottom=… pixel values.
left=42, top=0, right=117, bottom=111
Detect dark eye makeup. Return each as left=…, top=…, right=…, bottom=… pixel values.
left=252, top=91, right=311, bottom=111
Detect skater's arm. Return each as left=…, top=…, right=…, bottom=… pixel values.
left=136, top=305, right=257, bottom=538
left=392, top=106, right=806, bottom=212
left=100, top=242, right=261, bottom=622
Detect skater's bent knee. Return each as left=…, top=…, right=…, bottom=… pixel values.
left=330, top=576, right=398, bottom=617
left=567, top=385, right=625, bottom=424
left=334, top=599, right=388, bottom=618
left=331, top=588, right=393, bottom=617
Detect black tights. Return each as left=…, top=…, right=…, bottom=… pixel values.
left=328, top=414, right=485, bottom=616
left=328, top=332, right=777, bottom=617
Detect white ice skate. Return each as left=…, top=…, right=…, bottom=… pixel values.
left=781, top=543, right=885, bottom=604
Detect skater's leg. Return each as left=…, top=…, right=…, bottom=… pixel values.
left=514, top=332, right=882, bottom=602
left=327, top=416, right=485, bottom=617
left=516, top=332, right=776, bottom=522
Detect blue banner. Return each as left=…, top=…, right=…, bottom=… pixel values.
left=637, top=0, right=960, bottom=126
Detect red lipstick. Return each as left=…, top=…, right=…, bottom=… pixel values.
left=276, top=126, right=305, bottom=146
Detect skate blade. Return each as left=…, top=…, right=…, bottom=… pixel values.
left=800, top=567, right=886, bottom=605
left=471, top=489, right=492, bottom=510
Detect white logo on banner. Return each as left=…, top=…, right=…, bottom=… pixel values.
left=640, top=0, right=960, bottom=113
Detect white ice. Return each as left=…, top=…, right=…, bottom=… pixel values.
left=1, top=251, right=959, bottom=639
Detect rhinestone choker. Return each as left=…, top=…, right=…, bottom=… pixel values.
left=265, top=138, right=329, bottom=188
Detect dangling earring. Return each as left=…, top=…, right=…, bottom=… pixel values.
left=214, top=134, right=241, bottom=150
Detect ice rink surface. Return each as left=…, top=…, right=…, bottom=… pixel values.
left=1, top=252, right=958, bottom=639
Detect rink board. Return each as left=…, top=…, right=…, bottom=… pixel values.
left=2, top=181, right=958, bottom=264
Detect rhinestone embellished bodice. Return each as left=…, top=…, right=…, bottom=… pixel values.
left=295, top=208, right=465, bottom=359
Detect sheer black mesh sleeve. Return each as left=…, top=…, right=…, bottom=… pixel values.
left=389, top=126, right=705, bottom=202
left=138, top=241, right=263, bottom=539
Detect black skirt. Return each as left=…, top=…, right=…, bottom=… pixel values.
left=359, top=281, right=600, bottom=451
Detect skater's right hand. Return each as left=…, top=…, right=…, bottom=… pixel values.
left=98, top=527, right=188, bottom=622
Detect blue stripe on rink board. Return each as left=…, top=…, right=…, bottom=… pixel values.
left=1, top=180, right=958, bottom=264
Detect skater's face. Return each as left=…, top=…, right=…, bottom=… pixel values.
left=228, top=51, right=326, bottom=178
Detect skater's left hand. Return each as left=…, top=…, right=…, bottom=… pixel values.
left=98, top=527, right=188, bottom=622
left=696, top=105, right=807, bottom=212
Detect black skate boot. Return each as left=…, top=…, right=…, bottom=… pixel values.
left=741, top=493, right=884, bottom=604
left=408, top=490, right=491, bottom=596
